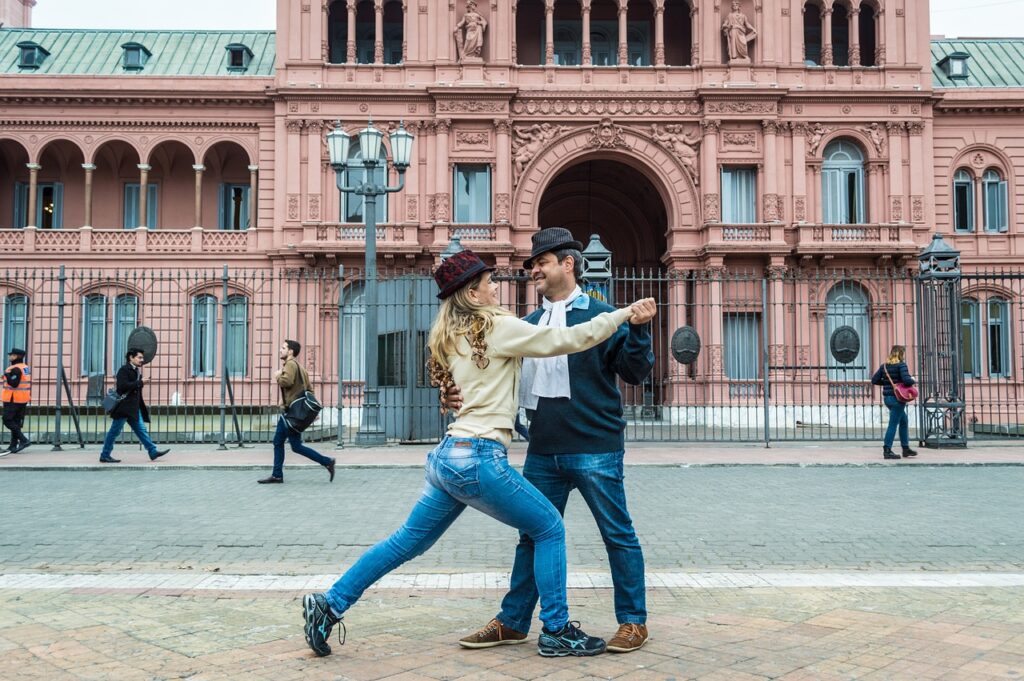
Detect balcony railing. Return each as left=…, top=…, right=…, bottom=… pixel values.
left=0, top=226, right=254, bottom=255
left=794, top=223, right=917, bottom=255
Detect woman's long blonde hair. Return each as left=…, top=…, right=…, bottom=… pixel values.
left=426, top=273, right=511, bottom=410
left=886, top=345, right=906, bottom=363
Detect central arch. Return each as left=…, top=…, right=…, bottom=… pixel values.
left=512, top=122, right=698, bottom=268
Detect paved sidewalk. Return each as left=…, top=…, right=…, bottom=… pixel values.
left=2, top=439, right=1024, bottom=469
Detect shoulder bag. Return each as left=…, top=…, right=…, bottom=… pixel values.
left=283, top=363, right=322, bottom=433
left=883, top=364, right=919, bottom=404
left=102, top=388, right=125, bottom=415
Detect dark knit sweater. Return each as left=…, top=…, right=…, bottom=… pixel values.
left=871, top=361, right=916, bottom=398
left=523, top=297, right=654, bottom=455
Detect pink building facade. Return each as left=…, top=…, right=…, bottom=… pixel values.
left=0, top=0, right=1022, bottom=443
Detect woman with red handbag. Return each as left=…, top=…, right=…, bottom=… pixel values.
left=871, top=345, right=919, bottom=460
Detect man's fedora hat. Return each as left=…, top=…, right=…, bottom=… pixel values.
left=7, top=348, right=25, bottom=357
left=434, top=249, right=496, bottom=299
left=524, top=227, right=584, bottom=269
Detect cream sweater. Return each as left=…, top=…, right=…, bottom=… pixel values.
left=445, top=306, right=632, bottom=447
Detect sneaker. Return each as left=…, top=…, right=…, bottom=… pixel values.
left=607, top=623, right=649, bottom=653
left=459, top=618, right=529, bottom=649
left=537, top=621, right=606, bottom=657
left=303, top=592, right=344, bottom=657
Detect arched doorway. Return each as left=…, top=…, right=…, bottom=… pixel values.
left=538, top=159, right=667, bottom=270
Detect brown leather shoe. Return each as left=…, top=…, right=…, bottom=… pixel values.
left=458, top=618, right=528, bottom=649
left=607, top=623, right=648, bottom=653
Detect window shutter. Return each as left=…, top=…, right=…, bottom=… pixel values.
left=147, top=184, right=158, bottom=228
left=998, top=180, right=1009, bottom=232
left=13, top=182, right=27, bottom=228
left=218, top=184, right=227, bottom=230
left=53, top=182, right=64, bottom=229
left=240, top=185, right=251, bottom=230
left=124, top=185, right=139, bottom=229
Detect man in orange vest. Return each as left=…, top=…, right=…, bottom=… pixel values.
left=1, top=347, right=31, bottom=456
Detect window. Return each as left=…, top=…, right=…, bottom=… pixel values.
left=961, top=298, right=979, bottom=377
left=553, top=24, right=582, bottom=65
left=341, top=283, right=365, bottom=381
left=377, top=331, right=406, bottom=387
left=953, top=169, right=974, bottom=233
left=112, top=294, right=138, bottom=375
left=124, top=184, right=158, bottom=229
left=857, top=4, right=877, bottom=67
left=982, top=169, right=1008, bottom=233
left=831, top=4, right=849, bottom=67
left=382, top=0, right=404, bottom=64
left=226, top=43, right=253, bottom=72
left=356, top=0, right=375, bottom=63
left=121, top=42, right=151, bottom=71
left=724, top=313, right=761, bottom=380
left=17, top=41, right=49, bottom=69
left=939, top=51, right=970, bottom=80
left=453, top=165, right=491, bottom=223
left=721, top=168, right=757, bottom=223
left=2, top=294, right=29, bottom=354
left=803, top=3, right=822, bottom=65
left=987, top=298, right=1011, bottom=377
left=822, top=140, right=866, bottom=224
left=219, top=184, right=250, bottom=230
left=192, top=295, right=218, bottom=377
left=13, top=182, right=64, bottom=229
left=226, top=296, right=248, bottom=376
left=81, top=295, right=107, bottom=377
left=328, top=0, right=349, bottom=63
left=825, top=282, right=870, bottom=380
left=341, top=146, right=388, bottom=223
left=626, top=26, right=651, bottom=66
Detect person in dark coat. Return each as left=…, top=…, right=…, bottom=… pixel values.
left=99, top=347, right=169, bottom=463
left=871, top=344, right=918, bottom=460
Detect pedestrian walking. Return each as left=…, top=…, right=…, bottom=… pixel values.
left=257, top=339, right=335, bottom=484
left=871, top=344, right=918, bottom=460
left=99, top=348, right=170, bottom=463
left=1, top=347, right=32, bottom=456
left=300, top=249, right=656, bottom=659
left=448, top=227, right=656, bottom=654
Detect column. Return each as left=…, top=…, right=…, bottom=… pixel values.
left=690, top=5, right=700, bottom=65
left=137, top=164, right=151, bottom=229
left=790, top=123, right=807, bottom=223
left=306, top=121, right=324, bottom=224
left=701, top=120, right=720, bottom=222
left=26, top=163, right=40, bottom=228
left=435, top=119, right=450, bottom=222
left=494, top=119, right=511, bottom=224
left=617, top=0, right=628, bottom=66
left=346, top=0, right=357, bottom=62
left=768, top=260, right=788, bottom=378
left=581, top=0, right=592, bottom=65
left=82, top=163, right=96, bottom=228
left=811, top=164, right=822, bottom=223
left=510, top=2, right=518, bottom=63
left=907, top=122, right=924, bottom=223
left=886, top=121, right=904, bottom=222
left=848, top=6, right=861, bottom=66
left=706, top=263, right=726, bottom=382
left=192, top=164, right=205, bottom=228
left=654, top=0, right=665, bottom=66
left=544, top=0, right=554, bottom=65
left=822, top=6, right=833, bottom=66
left=875, top=8, right=885, bottom=66
left=762, top=121, right=779, bottom=222
left=374, top=0, right=384, bottom=63
left=866, top=164, right=881, bottom=223
left=248, top=165, right=259, bottom=229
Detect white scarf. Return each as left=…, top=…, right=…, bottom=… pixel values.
left=519, top=286, right=583, bottom=411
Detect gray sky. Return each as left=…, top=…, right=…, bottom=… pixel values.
left=30, top=0, right=1024, bottom=39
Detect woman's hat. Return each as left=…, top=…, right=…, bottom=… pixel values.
left=7, top=347, right=25, bottom=357
left=434, top=249, right=496, bottom=299
left=524, top=227, right=584, bottom=269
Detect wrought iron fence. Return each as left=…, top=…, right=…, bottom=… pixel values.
left=1, top=264, right=1022, bottom=447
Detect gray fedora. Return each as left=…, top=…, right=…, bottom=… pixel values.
left=523, top=227, right=584, bottom=269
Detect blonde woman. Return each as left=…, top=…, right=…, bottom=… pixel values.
left=871, top=344, right=918, bottom=459
left=301, top=250, right=656, bottom=659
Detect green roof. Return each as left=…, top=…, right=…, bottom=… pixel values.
left=932, top=38, right=1024, bottom=88
left=0, top=29, right=275, bottom=76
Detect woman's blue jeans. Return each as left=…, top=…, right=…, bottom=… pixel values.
left=100, top=410, right=157, bottom=458
left=325, top=436, right=569, bottom=631
left=883, top=395, right=910, bottom=449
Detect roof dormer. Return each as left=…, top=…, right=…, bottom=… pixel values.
left=17, top=41, right=49, bottom=70
left=938, top=51, right=970, bottom=80
left=226, top=43, right=254, bottom=72
left=121, top=42, right=152, bottom=71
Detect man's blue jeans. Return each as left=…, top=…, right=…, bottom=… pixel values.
left=326, top=436, right=570, bottom=632
left=883, top=395, right=910, bottom=449
left=100, top=410, right=157, bottom=459
left=497, top=450, right=646, bottom=632
left=272, top=414, right=333, bottom=478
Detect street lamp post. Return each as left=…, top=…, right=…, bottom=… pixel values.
left=327, top=118, right=414, bottom=445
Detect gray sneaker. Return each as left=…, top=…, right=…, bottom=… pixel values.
left=302, top=592, right=344, bottom=657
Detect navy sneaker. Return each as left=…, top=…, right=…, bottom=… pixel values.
left=302, top=592, right=344, bottom=657
left=537, top=621, right=606, bottom=657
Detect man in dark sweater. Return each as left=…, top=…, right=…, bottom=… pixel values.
left=453, top=228, right=656, bottom=654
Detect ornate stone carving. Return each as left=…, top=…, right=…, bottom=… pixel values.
left=907, top=122, right=924, bottom=136
left=493, top=118, right=511, bottom=134
left=794, top=196, right=806, bottom=221
left=761, top=119, right=780, bottom=135
left=704, top=100, right=777, bottom=115
left=495, top=193, right=510, bottom=222
left=763, top=193, right=783, bottom=222
left=723, top=131, right=756, bottom=147
left=512, top=122, right=568, bottom=182
left=435, top=193, right=450, bottom=222
left=806, top=123, right=832, bottom=155
left=708, top=344, right=724, bottom=375
left=427, top=194, right=437, bottom=221
left=703, top=193, right=720, bottom=222
left=436, top=118, right=452, bottom=134
left=860, top=122, right=886, bottom=154
left=891, top=196, right=903, bottom=222
left=456, top=131, right=489, bottom=145
left=850, top=45, right=860, bottom=66
left=722, top=0, right=757, bottom=64
left=972, top=153, right=985, bottom=168
left=407, top=195, right=418, bottom=221
left=701, top=119, right=721, bottom=134
left=437, top=99, right=505, bottom=113
left=287, top=194, right=300, bottom=220
left=586, top=118, right=627, bottom=149
left=453, top=0, right=487, bottom=63
left=912, top=196, right=924, bottom=223
left=308, top=194, right=321, bottom=221
left=885, top=121, right=905, bottom=135
left=650, top=123, right=700, bottom=185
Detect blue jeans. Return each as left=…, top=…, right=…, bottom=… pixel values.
left=100, top=410, right=157, bottom=459
left=498, top=451, right=646, bottom=633
left=325, top=436, right=569, bottom=631
left=883, top=395, right=910, bottom=449
left=272, top=415, right=333, bottom=478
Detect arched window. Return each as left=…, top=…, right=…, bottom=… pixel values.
left=663, top=0, right=692, bottom=66
left=953, top=169, right=975, bottom=233
left=825, top=282, right=870, bottom=380
left=961, top=298, right=979, bottom=377
left=383, top=0, right=403, bottom=64
left=226, top=295, right=248, bottom=376
left=822, top=140, right=866, bottom=224
left=341, top=143, right=389, bottom=223
left=987, top=297, right=1011, bottom=377
left=192, top=294, right=217, bottom=377
left=983, top=169, right=1008, bottom=233
left=590, top=26, right=616, bottom=65
left=831, top=3, right=850, bottom=67
left=81, top=294, right=107, bottom=377
left=515, top=0, right=544, bottom=65
left=328, top=0, right=348, bottom=63
left=803, top=2, right=822, bottom=65
left=626, top=0, right=652, bottom=66
left=112, top=294, right=138, bottom=376
left=858, top=2, right=877, bottom=67
left=342, top=283, right=366, bottom=382
left=2, top=294, right=29, bottom=355
left=356, top=0, right=375, bottom=64
left=553, top=25, right=581, bottom=65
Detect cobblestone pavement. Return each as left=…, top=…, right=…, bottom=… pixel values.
left=2, top=467, right=1024, bottom=679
